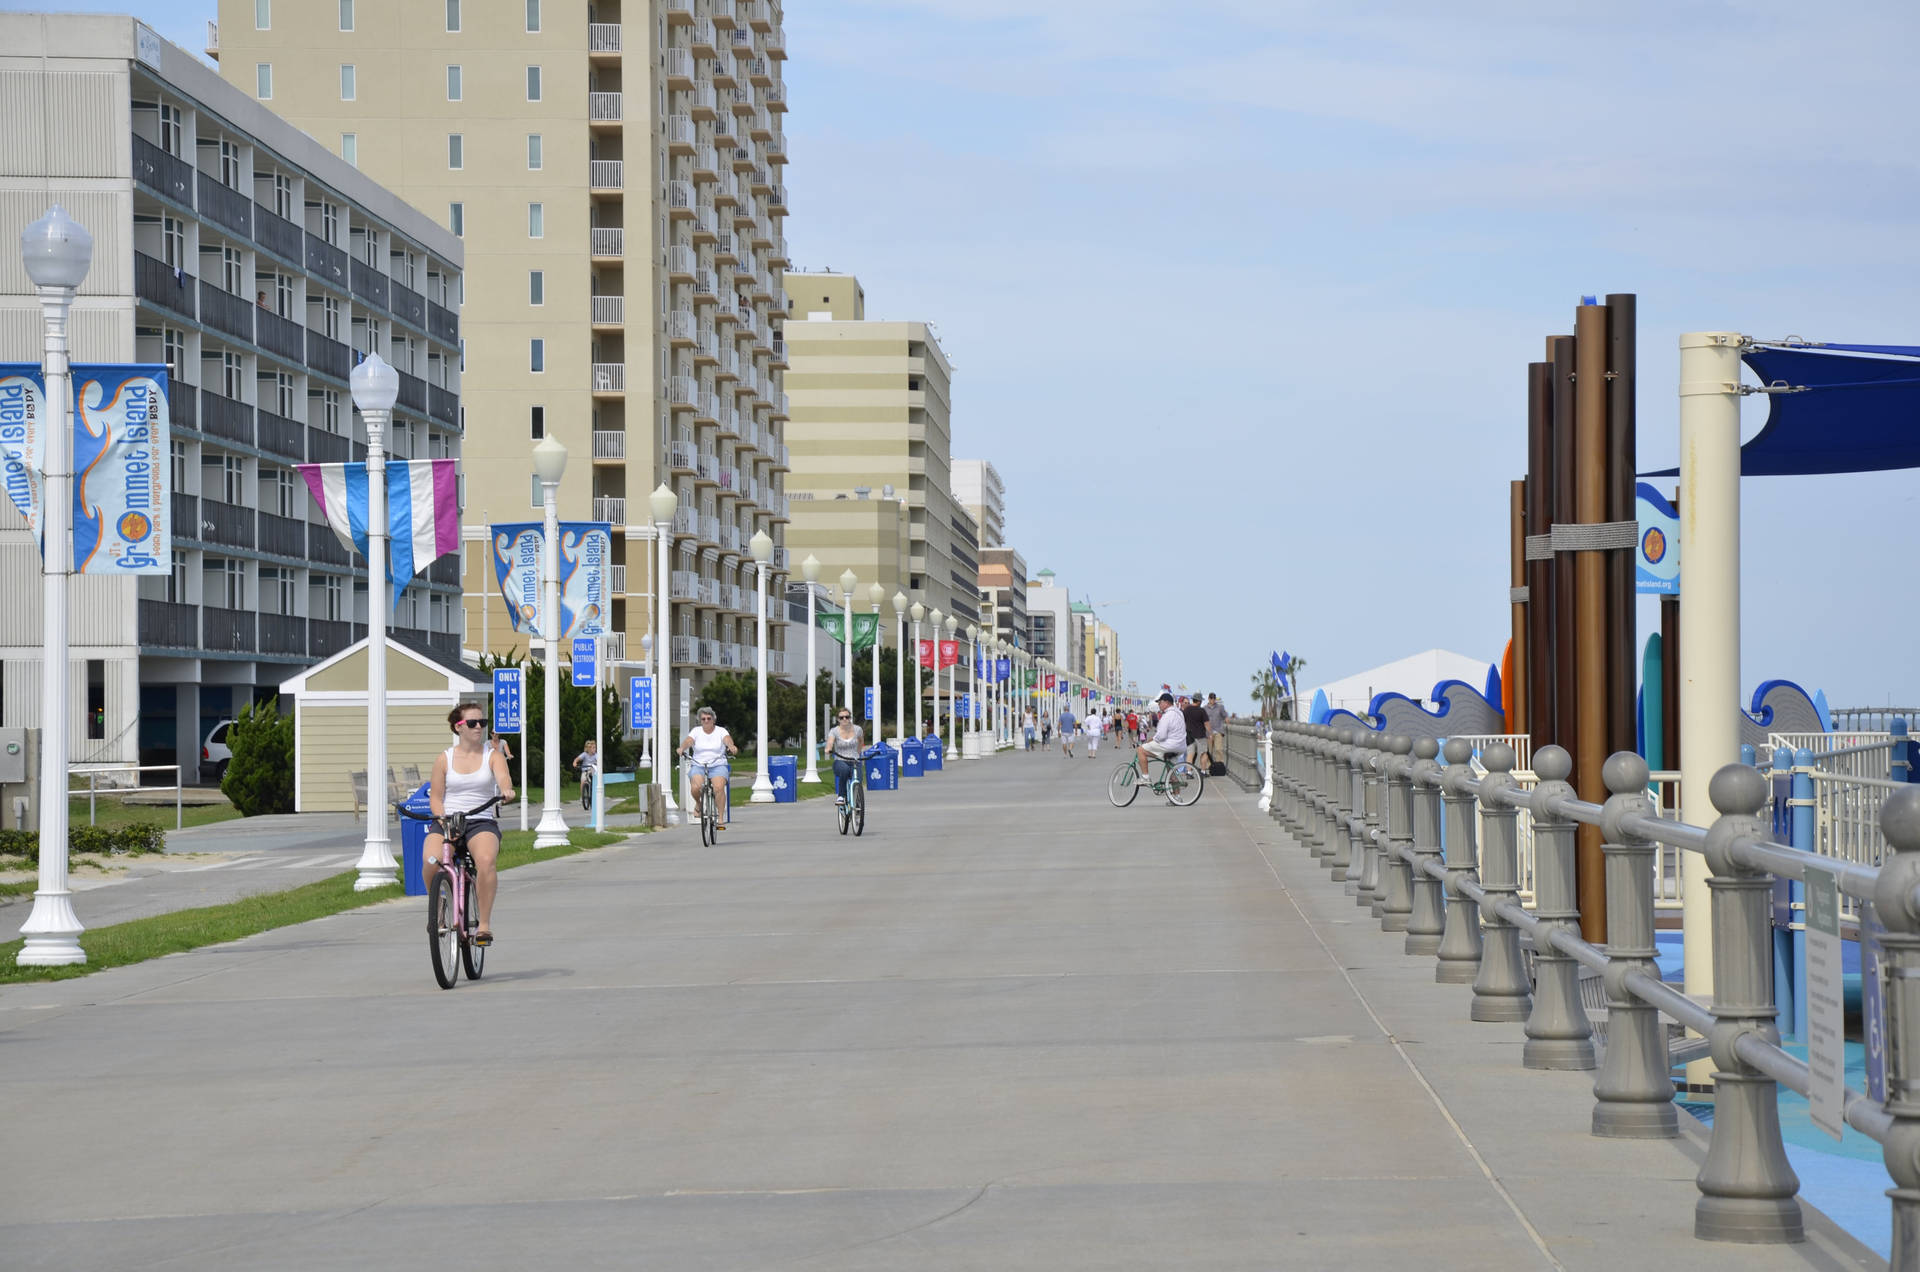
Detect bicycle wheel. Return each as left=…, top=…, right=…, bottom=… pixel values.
left=852, top=781, right=865, bottom=836
left=837, top=782, right=851, bottom=835
left=699, top=785, right=716, bottom=846
left=1107, top=763, right=1140, bottom=808
left=460, top=870, right=486, bottom=980
left=427, top=871, right=458, bottom=990
left=1165, top=761, right=1205, bottom=807
left=582, top=778, right=592, bottom=813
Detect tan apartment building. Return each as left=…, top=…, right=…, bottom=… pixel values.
left=951, top=458, right=1002, bottom=549
left=214, top=0, right=796, bottom=692
left=978, top=545, right=1027, bottom=649
left=783, top=271, right=978, bottom=625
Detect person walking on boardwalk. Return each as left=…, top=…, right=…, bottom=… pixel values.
left=1085, top=709, right=1104, bottom=758
left=1181, top=694, right=1211, bottom=769
left=1059, top=704, right=1078, bottom=757
left=1205, top=693, right=1228, bottom=770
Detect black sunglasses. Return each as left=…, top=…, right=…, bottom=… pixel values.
left=458, top=719, right=487, bottom=729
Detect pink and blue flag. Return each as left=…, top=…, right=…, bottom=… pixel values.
left=298, top=459, right=460, bottom=605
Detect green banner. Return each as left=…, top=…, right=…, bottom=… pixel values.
left=817, top=611, right=879, bottom=653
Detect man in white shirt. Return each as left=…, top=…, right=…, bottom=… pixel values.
left=1137, top=691, right=1188, bottom=778
left=1085, top=710, right=1104, bottom=757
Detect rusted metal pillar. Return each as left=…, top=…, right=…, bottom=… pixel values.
left=1509, top=479, right=1529, bottom=735
left=1605, top=295, right=1638, bottom=763
left=1549, top=335, right=1578, bottom=768
left=1525, top=361, right=1554, bottom=748
left=1573, top=303, right=1610, bottom=941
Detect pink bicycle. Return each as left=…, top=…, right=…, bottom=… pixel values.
left=397, top=794, right=504, bottom=989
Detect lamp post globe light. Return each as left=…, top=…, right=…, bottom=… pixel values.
left=345, top=351, right=402, bottom=885
left=891, top=591, right=908, bottom=749
left=944, top=614, right=960, bottom=755
left=867, top=582, right=884, bottom=740
left=839, top=569, right=858, bottom=717
left=531, top=437, right=571, bottom=848
left=749, top=530, right=776, bottom=802
left=17, top=205, right=93, bottom=965
left=649, top=483, right=678, bottom=824
left=800, top=555, right=822, bottom=783
left=910, top=601, right=926, bottom=736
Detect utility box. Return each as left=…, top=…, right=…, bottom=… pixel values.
left=0, top=728, right=40, bottom=830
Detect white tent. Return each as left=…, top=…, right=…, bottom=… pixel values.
left=1305, top=649, right=1494, bottom=716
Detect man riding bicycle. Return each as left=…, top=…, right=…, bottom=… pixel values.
left=1137, top=691, right=1188, bottom=779
left=679, top=707, right=738, bottom=829
left=426, top=703, right=515, bottom=945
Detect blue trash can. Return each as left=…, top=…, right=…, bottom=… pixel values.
left=768, top=754, right=798, bottom=803
left=899, top=737, right=925, bottom=778
left=864, top=744, right=897, bottom=791
left=922, top=734, right=943, bottom=772
left=399, top=781, right=433, bottom=896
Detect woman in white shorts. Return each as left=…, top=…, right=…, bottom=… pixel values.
left=679, top=706, right=739, bottom=827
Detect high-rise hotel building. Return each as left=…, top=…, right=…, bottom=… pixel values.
left=215, top=0, right=794, bottom=689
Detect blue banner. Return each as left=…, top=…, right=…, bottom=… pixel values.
left=1636, top=483, right=1679, bottom=595
left=996, top=657, right=1010, bottom=683
left=0, top=363, right=171, bottom=573
left=490, top=521, right=612, bottom=640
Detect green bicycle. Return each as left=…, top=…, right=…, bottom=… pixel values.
left=1108, top=754, right=1204, bottom=808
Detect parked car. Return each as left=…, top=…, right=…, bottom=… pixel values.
left=202, top=719, right=236, bottom=782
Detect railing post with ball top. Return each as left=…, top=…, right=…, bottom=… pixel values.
left=1873, top=786, right=1920, bottom=1263
left=1471, top=741, right=1532, bottom=1022
left=1435, top=738, right=1483, bottom=984
left=1404, top=738, right=1446, bottom=957
left=1380, top=736, right=1415, bottom=932
left=1592, top=751, right=1679, bottom=1139
left=1522, top=745, right=1596, bottom=1070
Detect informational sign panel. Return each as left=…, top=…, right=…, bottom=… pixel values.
left=629, top=675, right=653, bottom=731
left=863, top=685, right=875, bottom=721
left=957, top=693, right=970, bottom=719
left=1636, top=482, right=1680, bottom=595
left=572, top=635, right=598, bottom=687
left=1803, top=868, right=1846, bottom=1140
left=492, top=668, right=523, bottom=734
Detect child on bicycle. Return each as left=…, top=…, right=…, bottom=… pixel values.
left=427, top=703, right=515, bottom=946
left=828, top=708, right=865, bottom=806
left=572, top=739, right=599, bottom=805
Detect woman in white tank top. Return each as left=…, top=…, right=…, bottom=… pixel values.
left=427, top=703, right=516, bottom=944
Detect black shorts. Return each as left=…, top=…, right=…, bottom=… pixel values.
left=435, top=816, right=500, bottom=843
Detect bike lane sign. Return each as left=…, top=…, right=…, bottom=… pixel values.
left=493, top=668, right=523, bottom=734
left=629, top=676, right=654, bottom=730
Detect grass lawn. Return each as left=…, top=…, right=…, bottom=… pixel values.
left=66, top=796, right=242, bottom=831
left=0, top=826, right=625, bottom=984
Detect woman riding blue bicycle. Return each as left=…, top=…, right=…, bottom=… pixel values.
left=828, top=708, right=865, bottom=807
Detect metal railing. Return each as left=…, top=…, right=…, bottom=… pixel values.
left=592, top=496, right=626, bottom=524
left=588, top=22, right=621, bottom=52
left=70, top=764, right=183, bottom=830
left=589, top=92, right=623, bottom=122
left=591, top=226, right=625, bottom=257
left=591, top=363, right=626, bottom=393
left=592, top=430, right=626, bottom=460
left=591, top=294, right=625, bottom=325
left=1264, top=721, right=1910, bottom=1253
left=589, top=160, right=624, bottom=190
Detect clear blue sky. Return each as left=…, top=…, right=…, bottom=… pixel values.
left=46, top=0, right=1920, bottom=712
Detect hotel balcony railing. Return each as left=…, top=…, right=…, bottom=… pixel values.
left=666, top=115, right=695, bottom=150
left=199, top=389, right=254, bottom=448
left=397, top=370, right=428, bottom=415
left=592, top=496, right=627, bottom=524
left=669, top=180, right=696, bottom=215
left=133, top=253, right=195, bottom=320
left=257, top=509, right=306, bottom=558
left=590, top=160, right=625, bottom=190
left=592, top=430, right=626, bottom=460
left=255, top=308, right=304, bottom=363
left=666, top=48, right=694, bottom=85
left=672, top=635, right=696, bottom=664
left=609, top=564, right=628, bottom=594
left=699, top=638, right=719, bottom=666
left=670, top=376, right=699, bottom=408
left=590, top=92, right=624, bottom=122
left=686, top=83, right=718, bottom=118
left=171, top=492, right=198, bottom=540
left=668, top=309, right=697, bottom=344
left=131, top=135, right=194, bottom=205
left=671, top=571, right=701, bottom=601
left=138, top=598, right=199, bottom=649
left=349, top=257, right=389, bottom=311
left=307, top=426, right=349, bottom=464
left=428, top=301, right=458, bottom=346
left=673, top=507, right=697, bottom=535
left=202, top=606, right=256, bottom=653
left=670, top=440, right=698, bottom=471
left=428, top=555, right=460, bottom=585
left=700, top=513, right=721, bottom=543
left=307, top=619, right=362, bottom=659
left=428, top=383, right=459, bottom=428
left=591, top=227, right=625, bottom=257
left=591, top=363, right=626, bottom=393
left=308, top=522, right=353, bottom=566
left=195, top=171, right=252, bottom=238
left=305, top=232, right=349, bottom=293
left=589, top=22, right=622, bottom=52
left=200, top=500, right=254, bottom=550
left=257, top=409, right=303, bottom=460
left=253, top=203, right=303, bottom=264
left=696, top=452, right=718, bottom=483
left=198, top=282, right=253, bottom=343
left=258, top=613, right=308, bottom=656
left=389, top=280, right=427, bottom=330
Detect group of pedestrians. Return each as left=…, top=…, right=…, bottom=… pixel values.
left=1043, top=692, right=1229, bottom=771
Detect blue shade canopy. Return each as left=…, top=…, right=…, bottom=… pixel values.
left=1646, top=344, right=1920, bottom=477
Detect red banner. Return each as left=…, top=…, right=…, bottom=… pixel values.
left=938, top=639, right=960, bottom=669
left=918, top=639, right=934, bottom=668
left=1045, top=674, right=1056, bottom=690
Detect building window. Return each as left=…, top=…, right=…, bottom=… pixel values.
left=321, top=295, right=340, bottom=339
left=446, top=65, right=462, bottom=100
left=446, top=0, right=460, bottom=31
left=158, top=103, right=182, bottom=156
left=168, top=549, right=188, bottom=604
left=530, top=339, right=545, bottom=373
left=526, top=0, right=540, bottom=32
left=86, top=661, right=105, bottom=740
left=527, top=133, right=542, bottom=169
left=319, top=574, right=344, bottom=620
left=340, top=64, right=356, bottom=101
left=530, top=405, right=544, bottom=439
left=529, top=270, right=544, bottom=305
left=339, top=0, right=353, bottom=31
left=221, top=245, right=244, bottom=294
left=529, top=474, right=543, bottom=507
left=160, top=215, right=184, bottom=269
left=341, top=133, right=357, bottom=166
left=527, top=203, right=543, bottom=237
left=219, top=139, right=241, bottom=187
left=526, top=66, right=542, bottom=101
left=255, top=0, right=270, bottom=29
left=448, top=202, right=464, bottom=237
left=256, top=63, right=272, bottom=98
left=272, top=172, right=293, bottom=219
left=447, top=134, right=463, bottom=169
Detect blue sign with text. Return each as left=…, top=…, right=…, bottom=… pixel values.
left=630, top=675, right=653, bottom=731
left=572, top=635, right=598, bottom=687
left=864, top=685, right=876, bottom=721
left=492, top=668, right=523, bottom=734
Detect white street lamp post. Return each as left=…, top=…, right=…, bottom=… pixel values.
left=945, top=615, right=959, bottom=756
left=649, top=484, right=678, bottom=825
left=750, top=530, right=775, bottom=802
left=345, top=352, right=402, bottom=890
left=17, top=205, right=93, bottom=964
left=928, top=608, right=944, bottom=745
left=965, top=625, right=980, bottom=759
left=839, top=569, right=857, bottom=721
left=868, top=581, right=884, bottom=741
left=910, top=601, right=925, bottom=737
left=532, top=437, right=570, bottom=848
left=800, top=555, right=822, bottom=783
left=892, top=591, right=907, bottom=749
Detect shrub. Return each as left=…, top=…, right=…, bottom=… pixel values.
left=0, top=822, right=168, bottom=863
left=222, top=699, right=295, bottom=816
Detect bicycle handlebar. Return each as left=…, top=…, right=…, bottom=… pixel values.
left=393, top=793, right=507, bottom=821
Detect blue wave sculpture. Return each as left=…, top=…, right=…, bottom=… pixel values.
left=1741, top=679, right=1825, bottom=749
left=1365, top=679, right=1506, bottom=740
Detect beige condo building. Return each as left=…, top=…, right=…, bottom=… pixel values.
left=783, top=271, right=978, bottom=627
left=214, top=0, right=795, bottom=692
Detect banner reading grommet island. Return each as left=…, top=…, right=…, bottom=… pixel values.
left=489, top=521, right=612, bottom=640
left=0, top=363, right=171, bottom=573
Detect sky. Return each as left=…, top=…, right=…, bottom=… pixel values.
left=38, top=0, right=1920, bottom=715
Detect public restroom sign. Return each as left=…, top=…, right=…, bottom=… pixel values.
left=1635, top=482, right=1679, bottom=595
left=0, top=363, right=171, bottom=573
left=489, top=521, right=612, bottom=640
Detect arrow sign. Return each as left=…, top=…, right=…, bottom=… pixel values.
left=572, top=635, right=598, bottom=687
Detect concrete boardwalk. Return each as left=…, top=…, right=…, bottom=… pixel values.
left=0, top=751, right=1879, bottom=1270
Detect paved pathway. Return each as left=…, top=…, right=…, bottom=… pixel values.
left=0, top=751, right=1879, bottom=1269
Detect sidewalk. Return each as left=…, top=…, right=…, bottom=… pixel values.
left=0, top=758, right=1880, bottom=1270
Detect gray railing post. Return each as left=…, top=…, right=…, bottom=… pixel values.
left=1303, top=730, right=1326, bottom=858
left=1324, top=730, right=1347, bottom=875
left=1592, top=751, right=1678, bottom=1139
left=1436, top=738, right=1484, bottom=984
left=1337, top=731, right=1362, bottom=886
left=1695, top=764, right=1803, bottom=1243
left=1522, top=745, right=1597, bottom=1070
left=1471, top=742, right=1532, bottom=1022
left=1359, top=741, right=1386, bottom=911
left=1405, top=738, right=1446, bottom=956
left=1380, top=735, right=1415, bottom=932
left=1875, top=787, right=1920, bottom=1265
left=1289, top=728, right=1313, bottom=848
left=1272, top=726, right=1294, bottom=829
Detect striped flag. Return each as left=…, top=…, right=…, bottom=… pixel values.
left=299, top=459, right=460, bottom=605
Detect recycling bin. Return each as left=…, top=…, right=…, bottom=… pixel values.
left=768, top=753, right=798, bottom=803
left=899, top=737, right=925, bottom=778
left=863, top=744, right=897, bottom=791
left=399, top=781, right=433, bottom=896
left=922, top=734, right=944, bottom=772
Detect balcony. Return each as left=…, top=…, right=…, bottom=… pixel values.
left=765, top=81, right=787, bottom=112
left=712, top=50, right=738, bottom=89
left=766, top=30, right=786, bottom=59
left=257, top=409, right=303, bottom=460
left=593, top=496, right=627, bottom=524
left=590, top=226, right=625, bottom=258
left=589, top=22, right=622, bottom=53
left=692, top=144, right=719, bottom=182
left=673, top=507, right=696, bottom=535
left=589, top=160, right=625, bottom=191
left=198, top=282, right=253, bottom=343
left=746, top=57, right=772, bottom=86
left=668, top=244, right=696, bottom=280
left=700, top=513, right=721, bottom=544
left=692, top=269, right=717, bottom=300
left=715, top=347, right=739, bottom=381
left=199, top=389, right=254, bottom=448
left=770, top=333, right=787, bottom=366
left=769, top=184, right=788, bottom=213
left=349, top=257, right=389, bottom=311
left=695, top=452, right=718, bottom=485
left=305, top=232, right=349, bottom=294
left=258, top=509, right=307, bottom=557
left=694, top=331, right=719, bottom=365
left=389, top=280, right=427, bottom=330
left=671, top=570, right=700, bottom=601
left=428, top=302, right=458, bottom=346
left=138, top=599, right=198, bottom=648
left=668, top=309, right=698, bottom=345
left=131, top=135, right=194, bottom=205
left=610, top=564, right=628, bottom=594
left=669, top=440, right=697, bottom=472
left=765, top=127, right=786, bottom=163
left=200, top=499, right=255, bottom=550
left=133, top=253, right=195, bottom=320
left=666, top=0, right=695, bottom=22
left=590, top=363, right=626, bottom=394
left=668, top=180, right=695, bottom=218
left=309, top=619, right=363, bottom=659
left=729, top=144, right=755, bottom=174
left=591, top=294, right=625, bottom=325
left=692, top=204, right=718, bottom=241
left=666, top=48, right=694, bottom=87
left=670, top=376, right=699, bottom=409
left=699, top=638, right=719, bottom=666
left=308, top=522, right=353, bottom=566
left=686, top=82, right=718, bottom=119
left=666, top=115, right=695, bottom=153
left=397, top=370, right=428, bottom=415
left=258, top=613, right=308, bottom=656
left=428, top=383, right=458, bottom=428
left=169, top=379, right=197, bottom=430
left=203, top=606, right=256, bottom=653
left=308, top=426, right=349, bottom=463
left=592, top=430, right=626, bottom=461
left=691, top=18, right=718, bottom=56
left=429, top=555, right=460, bottom=586
left=747, top=0, right=774, bottom=31
left=672, top=635, right=696, bottom=664
left=255, top=307, right=303, bottom=363
left=196, top=171, right=252, bottom=238
left=589, top=92, right=623, bottom=124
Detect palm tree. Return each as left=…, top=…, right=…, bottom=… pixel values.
left=1250, top=666, right=1280, bottom=722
